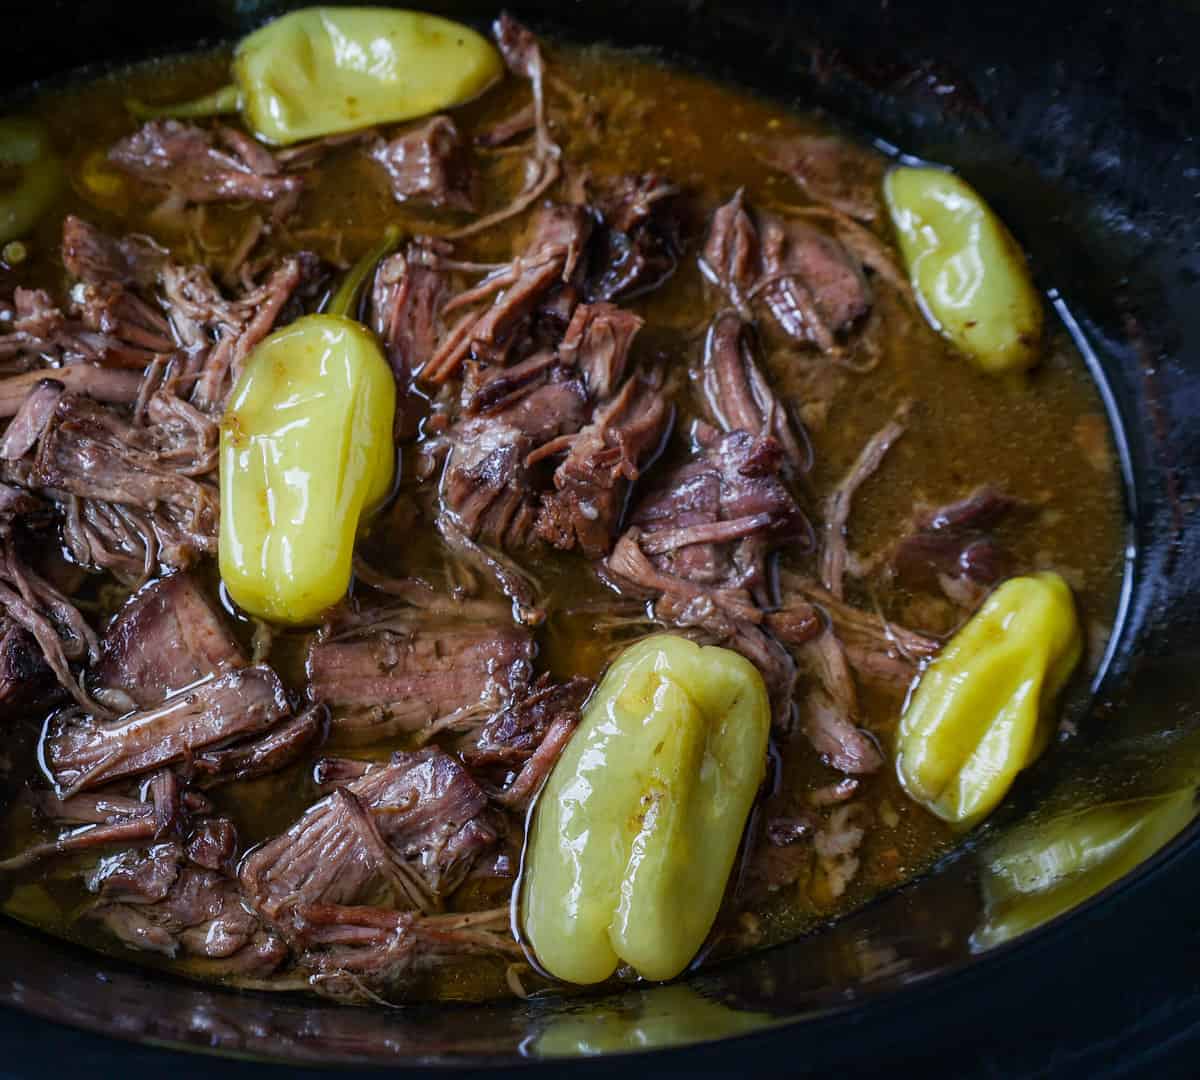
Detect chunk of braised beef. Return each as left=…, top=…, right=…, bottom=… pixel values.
left=61, top=215, right=166, bottom=289
left=463, top=675, right=592, bottom=768
left=702, top=313, right=809, bottom=470
left=240, top=748, right=496, bottom=931
left=371, top=116, right=475, bottom=210
left=536, top=367, right=673, bottom=558
left=47, top=665, right=291, bottom=795
left=886, top=487, right=1022, bottom=607
left=629, top=425, right=806, bottom=602
left=586, top=173, right=683, bottom=302
left=94, top=571, right=245, bottom=710
left=185, top=818, right=239, bottom=873
left=702, top=190, right=871, bottom=351
left=190, top=706, right=327, bottom=789
left=109, top=120, right=303, bottom=206
left=558, top=302, right=643, bottom=401
left=306, top=608, right=534, bottom=743
left=88, top=858, right=288, bottom=974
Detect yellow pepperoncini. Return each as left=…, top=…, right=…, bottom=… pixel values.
left=129, top=7, right=503, bottom=146
left=0, top=117, right=63, bottom=244
left=884, top=164, right=1043, bottom=374
left=219, top=233, right=398, bottom=624
left=973, top=789, right=1195, bottom=950
left=521, top=635, right=770, bottom=985
left=896, top=573, right=1082, bottom=830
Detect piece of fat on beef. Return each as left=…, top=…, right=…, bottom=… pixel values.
left=306, top=609, right=534, bottom=744
left=93, top=571, right=245, bottom=710
left=240, top=747, right=496, bottom=931
left=46, top=665, right=291, bottom=795
left=88, top=851, right=287, bottom=976
left=535, top=367, right=674, bottom=558
left=371, top=116, right=475, bottom=210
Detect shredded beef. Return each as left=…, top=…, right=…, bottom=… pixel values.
left=94, top=571, right=245, bottom=709
left=88, top=858, right=287, bottom=975
left=702, top=313, right=809, bottom=470
left=240, top=748, right=496, bottom=929
left=109, top=120, right=303, bottom=206
left=702, top=189, right=871, bottom=351
left=586, top=173, right=683, bottom=302
left=306, top=607, right=534, bottom=743
left=629, top=424, right=806, bottom=604
left=536, top=367, right=672, bottom=557
left=47, top=665, right=291, bottom=794
left=371, top=116, right=474, bottom=210
left=425, top=204, right=591, bottom=383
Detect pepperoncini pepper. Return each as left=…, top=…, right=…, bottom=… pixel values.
left=0, top=117, right=63, bottom=244
left=219, top=233, right=397, bottom=624
left=972, top=788, right=1195, bottom=949
left=896, top=573, right=1082, bottom=830
left=884, top=165, right=1043, bottom=374
left=130, top=7, right=503, bottom=146
left=521, top=635, right=770, bottom=985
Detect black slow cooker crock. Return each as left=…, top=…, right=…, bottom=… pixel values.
left=1, top=0, right=1198, bottom=1070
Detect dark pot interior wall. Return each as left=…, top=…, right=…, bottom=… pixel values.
left=1, top=0, right=1199, bottom=1066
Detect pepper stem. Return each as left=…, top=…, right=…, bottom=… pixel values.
left=126, top=84, right=243, bottom=123
left=328, top=225, right=404, bottom=320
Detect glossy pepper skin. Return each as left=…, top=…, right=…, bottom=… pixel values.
left=219, top=232, right=396, bottom=625
left=896, top=573, right=1082, bottom=830
left=132, top=8, right=503, bottom=146
left=884, top=165, right=1043, bottom=374
left=973, top=789, right=1195, bottom=949
left=0, top=117, right=63, bottom=244
left=521, top=635, right=770, bottom=985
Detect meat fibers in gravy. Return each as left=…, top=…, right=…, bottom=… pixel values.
left=0, top=13, right=1123, bottom=1003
